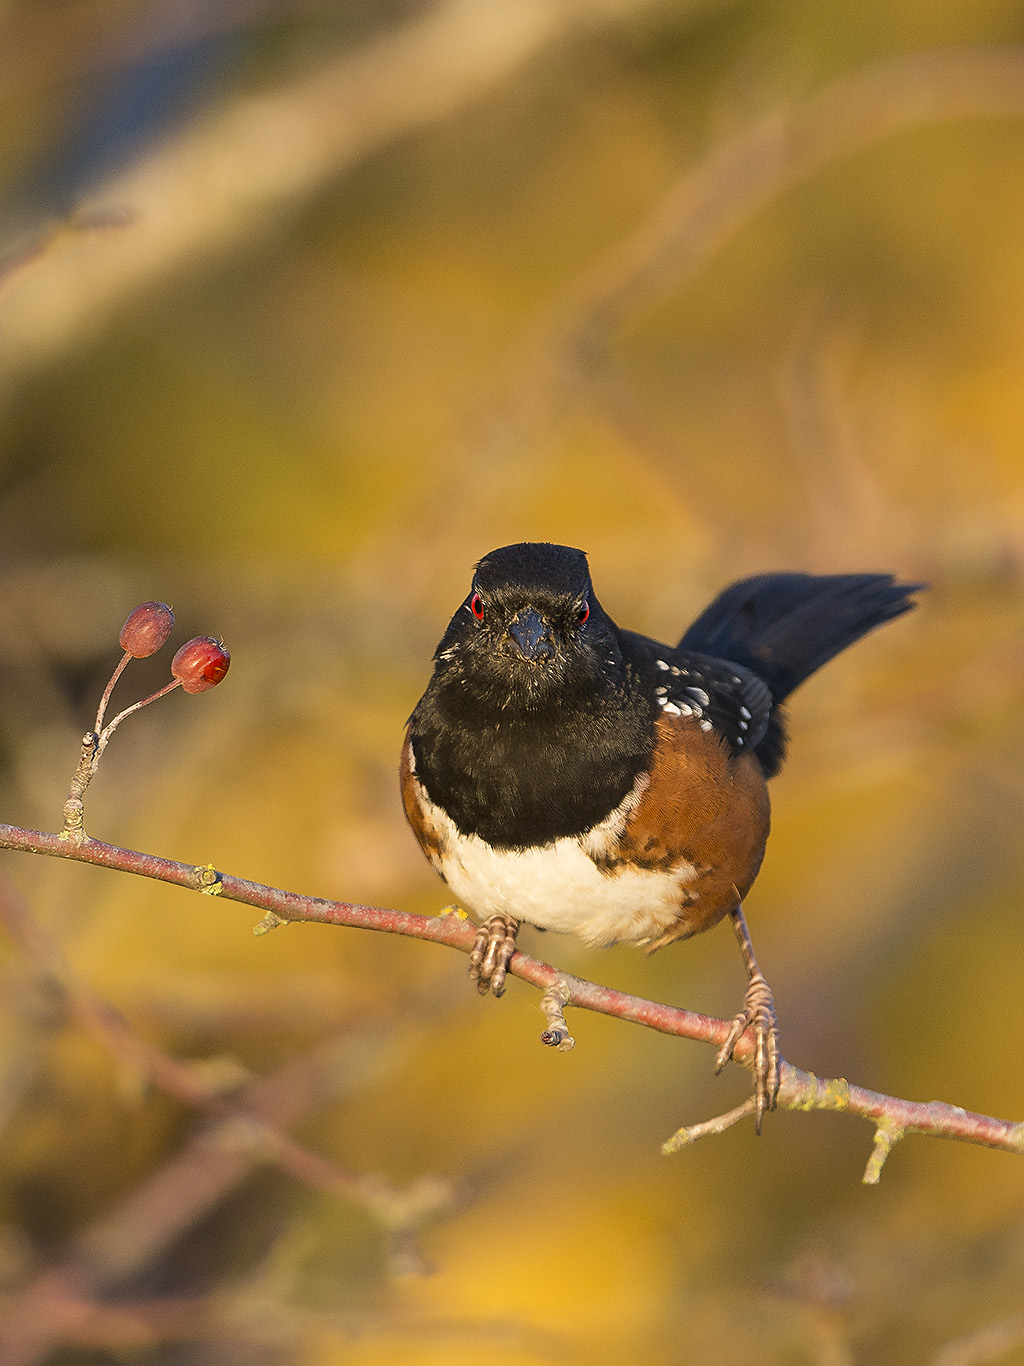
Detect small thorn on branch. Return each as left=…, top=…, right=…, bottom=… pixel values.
left=863, top=1122, right=903, bottom=1184
left=539, top=978, right=575, bottom=1051
left=253, top=910, right=289, bottom=936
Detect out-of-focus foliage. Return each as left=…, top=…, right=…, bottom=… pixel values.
left=2, top=0, right=1024, bottom=1362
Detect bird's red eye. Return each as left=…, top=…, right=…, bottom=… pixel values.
left=577, top=600, right=590, bottom=624
left=470, top=592, right=484, bottom=620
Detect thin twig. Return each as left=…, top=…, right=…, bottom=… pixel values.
left=662, top=1097, right=758, bottom=1150
left=0, top=820, right=1021, bottom=1177
left=98, top=678, right=181, bottom=748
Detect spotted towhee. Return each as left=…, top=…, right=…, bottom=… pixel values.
left=402, top=543, right=923, bottom=1127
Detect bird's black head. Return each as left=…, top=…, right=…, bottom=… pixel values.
left=410, top=543, right=656, bottom=844
left=430, top=542, right=624, bottom=716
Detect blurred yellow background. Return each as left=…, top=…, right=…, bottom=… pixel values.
left=2, top=1, right=1024, bottom=1362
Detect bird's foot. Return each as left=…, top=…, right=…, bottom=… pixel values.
left=468, top=915, right=520, bottom=997
left=714, top=968, right=780, bottom=1133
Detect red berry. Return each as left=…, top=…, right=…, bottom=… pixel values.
left=119, top=602, right=175, bottom=657
left=171, top=637, right=230, bottom=693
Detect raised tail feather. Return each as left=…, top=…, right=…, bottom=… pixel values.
left=678, top=572, right=925, bottom=777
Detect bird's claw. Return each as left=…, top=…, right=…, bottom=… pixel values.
left=714, top=969, right=780, bottom=1133
left=468, top=915, right=520, bottom=997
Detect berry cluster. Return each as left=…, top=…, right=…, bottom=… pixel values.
left=121, top=602, right=229, bottom=687
left=63, top=602, right=230, bottom=839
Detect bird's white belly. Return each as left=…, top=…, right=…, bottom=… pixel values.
left=417, top=777, right=695, bottom=947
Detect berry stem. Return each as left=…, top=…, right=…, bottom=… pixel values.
left=93, top=650, right=131, bottom=734
left=97, top=680, right=182, bottom=753
left=62, top=680, right=183, bottom=841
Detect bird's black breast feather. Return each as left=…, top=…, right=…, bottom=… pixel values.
left=409, top=677, right=656, bottom=849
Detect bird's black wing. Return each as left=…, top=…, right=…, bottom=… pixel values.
left=622, top=631, right=773, bottom=760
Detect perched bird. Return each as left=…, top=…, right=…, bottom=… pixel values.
left=401, top=543, right=923, bottom=1127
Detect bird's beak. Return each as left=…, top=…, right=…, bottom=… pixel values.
left=505, top=607, right=554, bottom=661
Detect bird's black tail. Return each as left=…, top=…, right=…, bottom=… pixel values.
left=678, top=572, right=925, bottom=776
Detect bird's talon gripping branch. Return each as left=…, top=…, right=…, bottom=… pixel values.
left=715, top=968, right=780, bottom=1133
left=469, top=915, right=520, bottom=996
left=715, top=905, right=780, bottom=1133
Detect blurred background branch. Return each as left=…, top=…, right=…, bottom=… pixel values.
left=454, top=45, right=1024, bottom=526
left=0, top=0, right=675, bottom=391
left=0, top=867, right=462, bottom=1227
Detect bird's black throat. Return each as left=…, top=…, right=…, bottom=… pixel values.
left=408, top=652, right=656, bottom=849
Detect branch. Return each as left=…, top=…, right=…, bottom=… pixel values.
left=1, top=820, right=1021, bottom=1183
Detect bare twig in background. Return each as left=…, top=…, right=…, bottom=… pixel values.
left=117, top=970, right=383, bottom=1037
left=462, top=45, right=1024, bottom=474
left=0, top=0, right=675, bottom=387
left=16, top=28, right=1023, bottom=414
left=932, top=1313, right=1024, bottom=1366
left=0, top=1289, right=562, bottom=1363
left=779, top=308, right=894, bottom=566
left=0, top=869, right=458, bottom=1226
left=0, top=820, right=1021, bottom=1183
left=0, top=1007, right=463, bottom=1365
left=766, top=1252, right=855, bottom=1366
